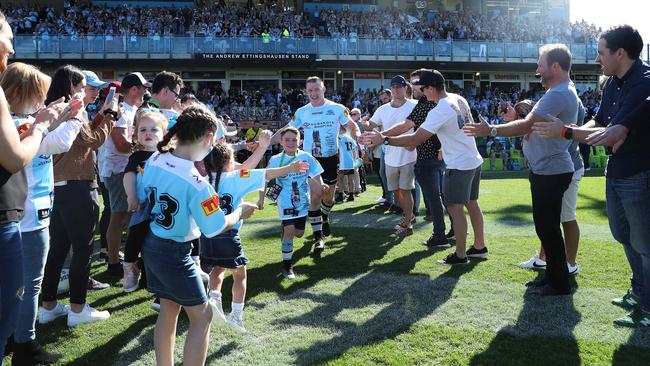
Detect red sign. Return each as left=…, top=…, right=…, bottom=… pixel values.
left=355, top=72, right=381, bottom=79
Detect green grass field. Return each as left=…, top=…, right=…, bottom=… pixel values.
left=26, top=175, right=650, bottom=365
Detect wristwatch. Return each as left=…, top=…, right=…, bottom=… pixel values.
left=383, top=135, right=390, bottom=145
left=103, top=109, right=118, bottom=119
left=489, top=126, right=498, bottom=137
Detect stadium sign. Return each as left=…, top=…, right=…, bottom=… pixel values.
left=195, top=53, right=316, bottom=63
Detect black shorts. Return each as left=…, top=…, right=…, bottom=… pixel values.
left=282, top=216, right=307, bottom=231
left=316, top=155, right=339, bottom=185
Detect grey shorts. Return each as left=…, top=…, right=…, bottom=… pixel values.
left=386, top=162, right=416, bottom=191
left=103, top=172, right=128, bottom=213
left=443, top=167, right=482, bottom=205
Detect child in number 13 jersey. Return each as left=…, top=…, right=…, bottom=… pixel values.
left=141, top=106, right=257, bottom=366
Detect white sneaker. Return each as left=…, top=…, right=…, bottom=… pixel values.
left=227, top=313, right=247, bottom=333
left=193, top=258, right=210, bottom=284
left=519, top=254, right=547, bottom=270
left=122, top=262, right=140, bottom=293
left=208, top=298, right=227, bottom=325
left=375, top=197, right=386, bottom=203
left=67, top=305, right=110, bottom=327
left=150, top=299, right=160, bottom=312
left=39, top=303, right=69, bottom=324
left=568, top=262, right=580, bottom=275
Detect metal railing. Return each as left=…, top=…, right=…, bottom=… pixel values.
left=11, top=35, right=610, bottom=63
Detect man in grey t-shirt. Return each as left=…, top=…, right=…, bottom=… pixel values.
left=465, top=44, right=580, bottom=295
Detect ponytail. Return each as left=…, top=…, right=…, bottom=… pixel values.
left=157, top=124, right=177, bottom=153
left=203, top=142, right=233, bottom=190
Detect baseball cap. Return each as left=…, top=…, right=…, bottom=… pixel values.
left=412, top=69, right=445, bottom=89
left=216, top=118, right=238, bottom=139
left=83, top=70, right=108, bottom=88
left=121, top=72, right=152, bottom=90
left=107, top=81, right=122, bottom=94
left=390, top=75, right=408, bottom=87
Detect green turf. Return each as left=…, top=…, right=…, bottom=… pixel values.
left=19, top=175, right=650, bottom=365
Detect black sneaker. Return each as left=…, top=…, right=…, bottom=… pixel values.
left=88, top=277, right=110, bottom=291
left=389, top=205, right=403, bottom=215
left=437, top=253, right=469, bottom=265
left=466, top=246, right=488, bottom=258
left=282, top=260, right=295, bottom=280
left=423, top=235, right=451, bottom=248
left=11, top=340, right=61, bottom=365
left=346, top=193, right=355, bottom=202
left=322, top=221, right=331, bottom=237
left=446, top=229, right=455, bottom=241
left=98, top=250, right=124, bottom=263
left=334, top=192, right=344, bottom=203
left=107, top=262, right=124, bottom=277
left=313, top=238, right=324, bottom=257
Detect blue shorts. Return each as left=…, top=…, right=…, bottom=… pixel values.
left=142, top=232, right=207, bottom=307
left=200, top=230, right=249, bottom=270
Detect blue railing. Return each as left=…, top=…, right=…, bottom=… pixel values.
left=11, top=35, right=606, bottom=63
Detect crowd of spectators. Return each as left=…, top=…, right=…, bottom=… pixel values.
left=1, top=3, right=601, bottom=44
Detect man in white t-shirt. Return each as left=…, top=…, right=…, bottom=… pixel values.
left=361, top=70, right=488, bottom=264
left=100, top=72, right=149, bottom=277
left=362, top=76, right=417, bottom=237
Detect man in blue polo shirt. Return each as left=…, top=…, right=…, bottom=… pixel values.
left=533, top=24, right=650, bottom=327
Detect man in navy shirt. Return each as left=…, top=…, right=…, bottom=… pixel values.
left=533, top=24, right=650, bottom=327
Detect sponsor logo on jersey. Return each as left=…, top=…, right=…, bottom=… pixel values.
left=240, top=169, right=250, bottom=178
left=17, top=123, right=32, bottom=134
left=312, top=112, right=323, bottom=115
left=200, top=194, right=220, bottom=216
left=326, top=109, right=336, bottom=115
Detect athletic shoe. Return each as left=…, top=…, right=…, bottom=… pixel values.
left=122, top=262, right=140, bottom=293
left=391, top=225, right=413, bottom=238
left=354, top=191, right=361, bottom=197
left=150, top=298, right=161, bottom=312
left=614, top=309, right=650, bottom=328
left=227, top=313, right=247, bottom=333
left=10, top=339, right=62, bottom=365
left=567, top=262, right=580, bottom=275
left=335, top=192, right=344, bottom=203
left=612, top=289, right=640, bottom=310
left=67, top=305, right=110, bottom=327
left=423, top=234, right=451, bottom=248
left=193, top=257, right=210, bottom=284
left=106, top=262, right=124, bottom=277
left=39, top=304, right=69, bottom=324
left=375, top=197, right=386, bottom=203
left=389, top=205, right=403, bottom=215
left=394, top=216, right=415, bottom=230
left=322, top=221, right=331, bottom=237
left=437, top=253, right=469, bottom=265
left=208, top=297, right=227, bottom=325
left=282, top=260, right=295, bottom=280
left=88, top=277, right=110, bottom=291
left=445, top=230, right=455, bottom=241
left=519, top=254, right=547, bottom=270
left=346, top=193, right=355, bottom=202
left=466, top=246, right=488, bottom=258
left=423, top=215, right=433, bottom=222
left=377, top=202, right=391, bottom=210
left=313, top=238, right=325, bottom=257
left=98, top=250, right=124, bottom=263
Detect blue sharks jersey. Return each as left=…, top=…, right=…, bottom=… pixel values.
left=144, top=151, right=228, bottom=242
left=338, top=134, right=357, bottom=170
left=15, top=117, right=54, bottom=232
left=214, top=169, right=266, bottom=232
left=266, top=150, right=323, bottom=220
left=289, top=100, right=352, bottom=158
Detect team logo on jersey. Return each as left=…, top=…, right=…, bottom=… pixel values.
left=17, top=123, right=32, bottom=134
left=137, top=165, right=145, bottom=175
left=344, top=108, right=350, bottom=117
left=240, top=169, right=251, bottom=178
left=200, top=194, right=220, bottom=216
left=326, top=109, right=336, bottom=115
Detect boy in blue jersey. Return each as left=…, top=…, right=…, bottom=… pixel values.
left=272, top=76, right=360, bottom=246
left=142, top=106, right=258, bottom=366
left=266, top=127, right=325, bottom=278
left=201, top=143, right=308, bottom=332
left=336, top=125, right=360, bottom=203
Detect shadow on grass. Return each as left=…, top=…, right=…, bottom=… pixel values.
left=469, top=273, right=581, bottom=366
left=611, top=326, right=650, bottom=365
left=486, top=203, right=534, bottom=225
left=274, top=250, right=480, bottom=365
left=67, top=313, right=158, bottom=366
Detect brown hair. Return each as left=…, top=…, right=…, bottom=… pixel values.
left=539, top=44, right=572, bottom=72
left=306, top=76, right=323, bottom=85
left=0, top=62, right=51, bottom=114
left=280, top=126, right=301, bottom=139
left=157, top=105, right=217, bottom=153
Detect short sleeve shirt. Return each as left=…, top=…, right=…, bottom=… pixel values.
left=144, top=152, right=227, bottom=242
left=290, top=100, right=351, bottom=158
left=407, top=96, right=441, bottom=161
left=338, top=134, right=358, bottom=170
left=266, top=150, right=324, bottom=220
left=214, top=169, right=266, bottom=232
left=371, top=100, right=417, bottom=167
left=100, top=102, right=137, bottom=177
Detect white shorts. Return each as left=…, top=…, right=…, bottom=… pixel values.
left=560, top=168, right=584, bottom=223
left=386, top=162, right=416, bottom=191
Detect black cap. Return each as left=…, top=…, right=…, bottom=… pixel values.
left=390, top=75, right=408, bottom=87
left=121, top=72, right=152, bottom=90
left=412, top=69, right=445, bottom=89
